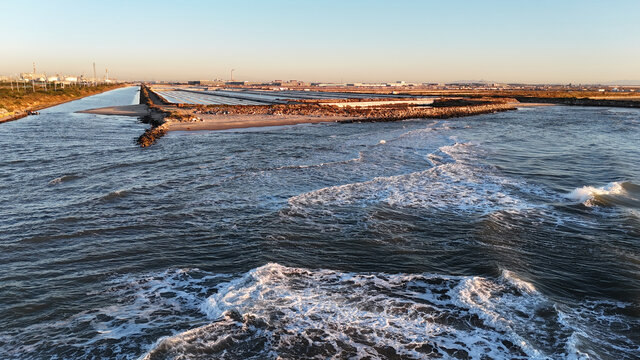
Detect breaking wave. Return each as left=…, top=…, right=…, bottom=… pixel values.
left=2, top=264, right=637, bottom=359
left=567, top=181, right=640, bottom=209
left=288, top=142, right=550, bottom=216
left=141, top=264, right=638, bottom=359
left=0, top=269, right=230, bottom=359
left=48, top=174, right=81, bottom=185
left=99, top=189, right=137, bottom=202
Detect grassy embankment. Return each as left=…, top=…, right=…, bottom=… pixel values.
left=0, top=83, right=126, bottom=122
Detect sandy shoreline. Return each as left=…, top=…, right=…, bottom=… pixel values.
left=77, top=104, right=150, bottom=117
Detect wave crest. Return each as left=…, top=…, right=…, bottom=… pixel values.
left=48, top=174, right=80, bottom=185
left=143, top=263, right=590, bottom=359
left=567, top=181, right=640, bottom=208
left=3, top=264, right=637, bottom=359
left=287, top=142, right=547, bottom=216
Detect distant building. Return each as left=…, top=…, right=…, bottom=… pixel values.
left=226, top=81, right=247, bottom=86
left=267, top=80, right=307, bottom=87
left=21, top=73, right=46, bottom=81
left=199, top=80, right=225, bottom=86
left=188, top=80, right=226, bottom=86
left=284, top=80, right=307, bottom=86
left=311, top=83, right=346, bottom=87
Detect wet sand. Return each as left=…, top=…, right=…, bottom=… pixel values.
left=77, top=104, right=150, bottom=116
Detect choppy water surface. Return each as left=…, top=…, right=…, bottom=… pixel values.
left=0, top=87, right=639, bottom=359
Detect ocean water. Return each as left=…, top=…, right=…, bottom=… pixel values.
left=0, top=87, right=638, bottom=359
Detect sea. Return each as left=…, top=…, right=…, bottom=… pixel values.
left=0, top=86, right=638, bottom=359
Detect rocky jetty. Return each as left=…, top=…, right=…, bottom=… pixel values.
left=137, top=124, right=168, bottom=147
left=182, top=98, right=517, bottom=121
left=136, top=85, right=171, bottom=147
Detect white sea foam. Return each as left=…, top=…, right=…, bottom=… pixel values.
left=0, top=269, right=230, bottom=359
left=288, top=142, right=548, bottom=216
left=139, top=263, right=640, bottom=359
left=567, top=181, right=640, bottom=211
left=99, top=189, right=131, bottom=202
left=2, top=264, right=637, bottom=359
left=567, top=182, right=625, bottom=205
left=48, top=176, right=65, bottom=185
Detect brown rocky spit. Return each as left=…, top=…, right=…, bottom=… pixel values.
left=138, top=88, right=521, bottom=147
left=86, top=85, right=524, bottom=147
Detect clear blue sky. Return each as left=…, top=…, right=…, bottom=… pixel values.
left=2, top=0, right=639, bottom=83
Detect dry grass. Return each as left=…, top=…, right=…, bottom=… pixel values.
left=0, top=84, right=125, bottom=112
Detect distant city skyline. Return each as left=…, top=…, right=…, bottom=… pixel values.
left=2, top=0, right=639, bottom=84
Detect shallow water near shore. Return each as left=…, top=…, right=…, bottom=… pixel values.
left=0, top=87, right=639, bottom=359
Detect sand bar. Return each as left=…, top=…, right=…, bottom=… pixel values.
left=77, top=104, right=150, bottom=117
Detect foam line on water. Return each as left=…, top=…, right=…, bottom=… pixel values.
left=141, top=263, right=638, bottom=359
left=287, top=142, right=552, bottom=216
left=1, top=264, right=637, bottom=359
left=0, top=269, right=231, bottom=359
